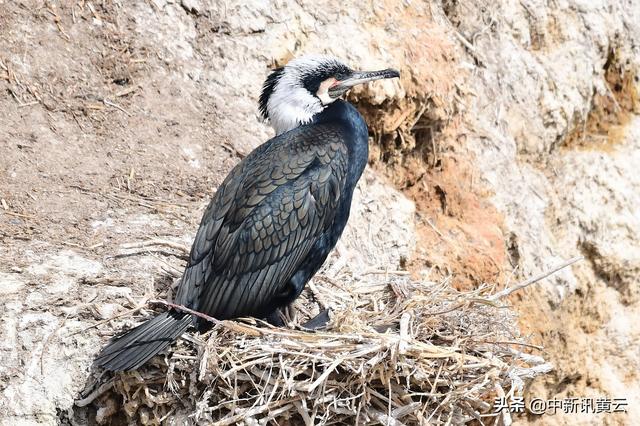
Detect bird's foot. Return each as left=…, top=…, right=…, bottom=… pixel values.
left=265, top=309, right=286, bottom=327
left=301, top=309, right=331, bottom=330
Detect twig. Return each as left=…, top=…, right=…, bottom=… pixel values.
left=115, top=85, right=140, bottom=97
left=489, top=256, right=583, bottom=301
left=121, top=239, right=190, bottom=255
left=493, top=384, right=512, bottom=426
left=425, top=301, right=466, bottom=316
left=74, top=380, right=116, bottom=407
left=62, top=241, right=103, bottom=251
left=453, top=30, right=486, bottom=66
left=481, top=340, right=543, bottom=351
left=409, top=102, right=429, bottom=130
left=213, top=398, right=302, bottom=426
left=116, top=239, right=191, bottom=261
left=307, top=279, right=329, bottom=310
left=398, top=312, right=411, bottom=355
left=361, top=270, right=410, bottom=276
left=103, top=98, right=132, bottom=116
left=368, top=408, right=406, bottom=426
left=101, top=192, right=188, bottom=220
left=18, top=101, right=40, bottom=108
left=305, top=358, right=342, bottom=392
left=40, top=315, right=68, bottom=375
left=603, top=77, right=622, bottom=113
left=67, top=302, right=149, bottom=337
left=149, top=299, right=222, bottom=325
left=113, top=249, right=188, bottom=261
left=423, top=216, right=445, bottom=240
left=2, top=210, right=36, bottom=220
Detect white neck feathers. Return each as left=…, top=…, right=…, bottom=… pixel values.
left=266, top=87, right=323, bottom=135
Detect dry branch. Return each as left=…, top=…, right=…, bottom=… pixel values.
left=489, top=256, right=583, bottom=301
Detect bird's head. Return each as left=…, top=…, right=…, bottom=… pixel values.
left=259, top=55, right=399, bottom=135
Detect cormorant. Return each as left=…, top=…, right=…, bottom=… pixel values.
left=95, top=55, right=400, bottom=371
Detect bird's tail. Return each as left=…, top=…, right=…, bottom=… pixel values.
left=94, top=310, right=192, bottom=371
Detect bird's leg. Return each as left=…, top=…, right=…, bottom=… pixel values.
left=282, top=304, right=297, bottom=323
left=264, top=304, right=297, bottom=327
left=264, top=309, right=286, bottom=327
left=267, top=274, right=307, bottom=323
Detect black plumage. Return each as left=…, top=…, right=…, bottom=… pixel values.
left=95, top=57, right=399, bottom=371
left=179, top=106, right=363, bottom=323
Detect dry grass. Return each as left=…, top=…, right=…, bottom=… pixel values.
left=87, top=254, right=566, bottom=425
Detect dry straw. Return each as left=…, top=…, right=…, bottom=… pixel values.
left=90, top=257, right=580, bottom=425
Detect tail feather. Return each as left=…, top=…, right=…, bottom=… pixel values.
left=94, top=310, right=192, bottom=371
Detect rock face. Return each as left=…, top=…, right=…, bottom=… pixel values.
left=1, top=0, right=639, bottom=424
left=450, top=1, right=640, bottom=423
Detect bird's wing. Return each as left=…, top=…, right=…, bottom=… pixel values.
left=176, top=124, right=349, bottom=319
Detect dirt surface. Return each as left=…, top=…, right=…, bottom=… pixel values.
left=0, top=2, right=237, bottom=423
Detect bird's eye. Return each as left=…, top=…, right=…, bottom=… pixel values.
left=334, top=72, right=347, bottom=81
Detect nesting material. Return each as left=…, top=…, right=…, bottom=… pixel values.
left=94, top=262, right=552, bottom=425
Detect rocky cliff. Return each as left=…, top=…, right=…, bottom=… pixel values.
left=1, top=0, right=638, bottom=424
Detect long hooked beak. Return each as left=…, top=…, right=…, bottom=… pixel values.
left=328, top=68, right=400, bottom=97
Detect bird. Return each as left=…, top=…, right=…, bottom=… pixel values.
left=94, top=55, right=400, bottom=371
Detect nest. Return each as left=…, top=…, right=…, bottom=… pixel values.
left=86, top=260, right=554, bottom=426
